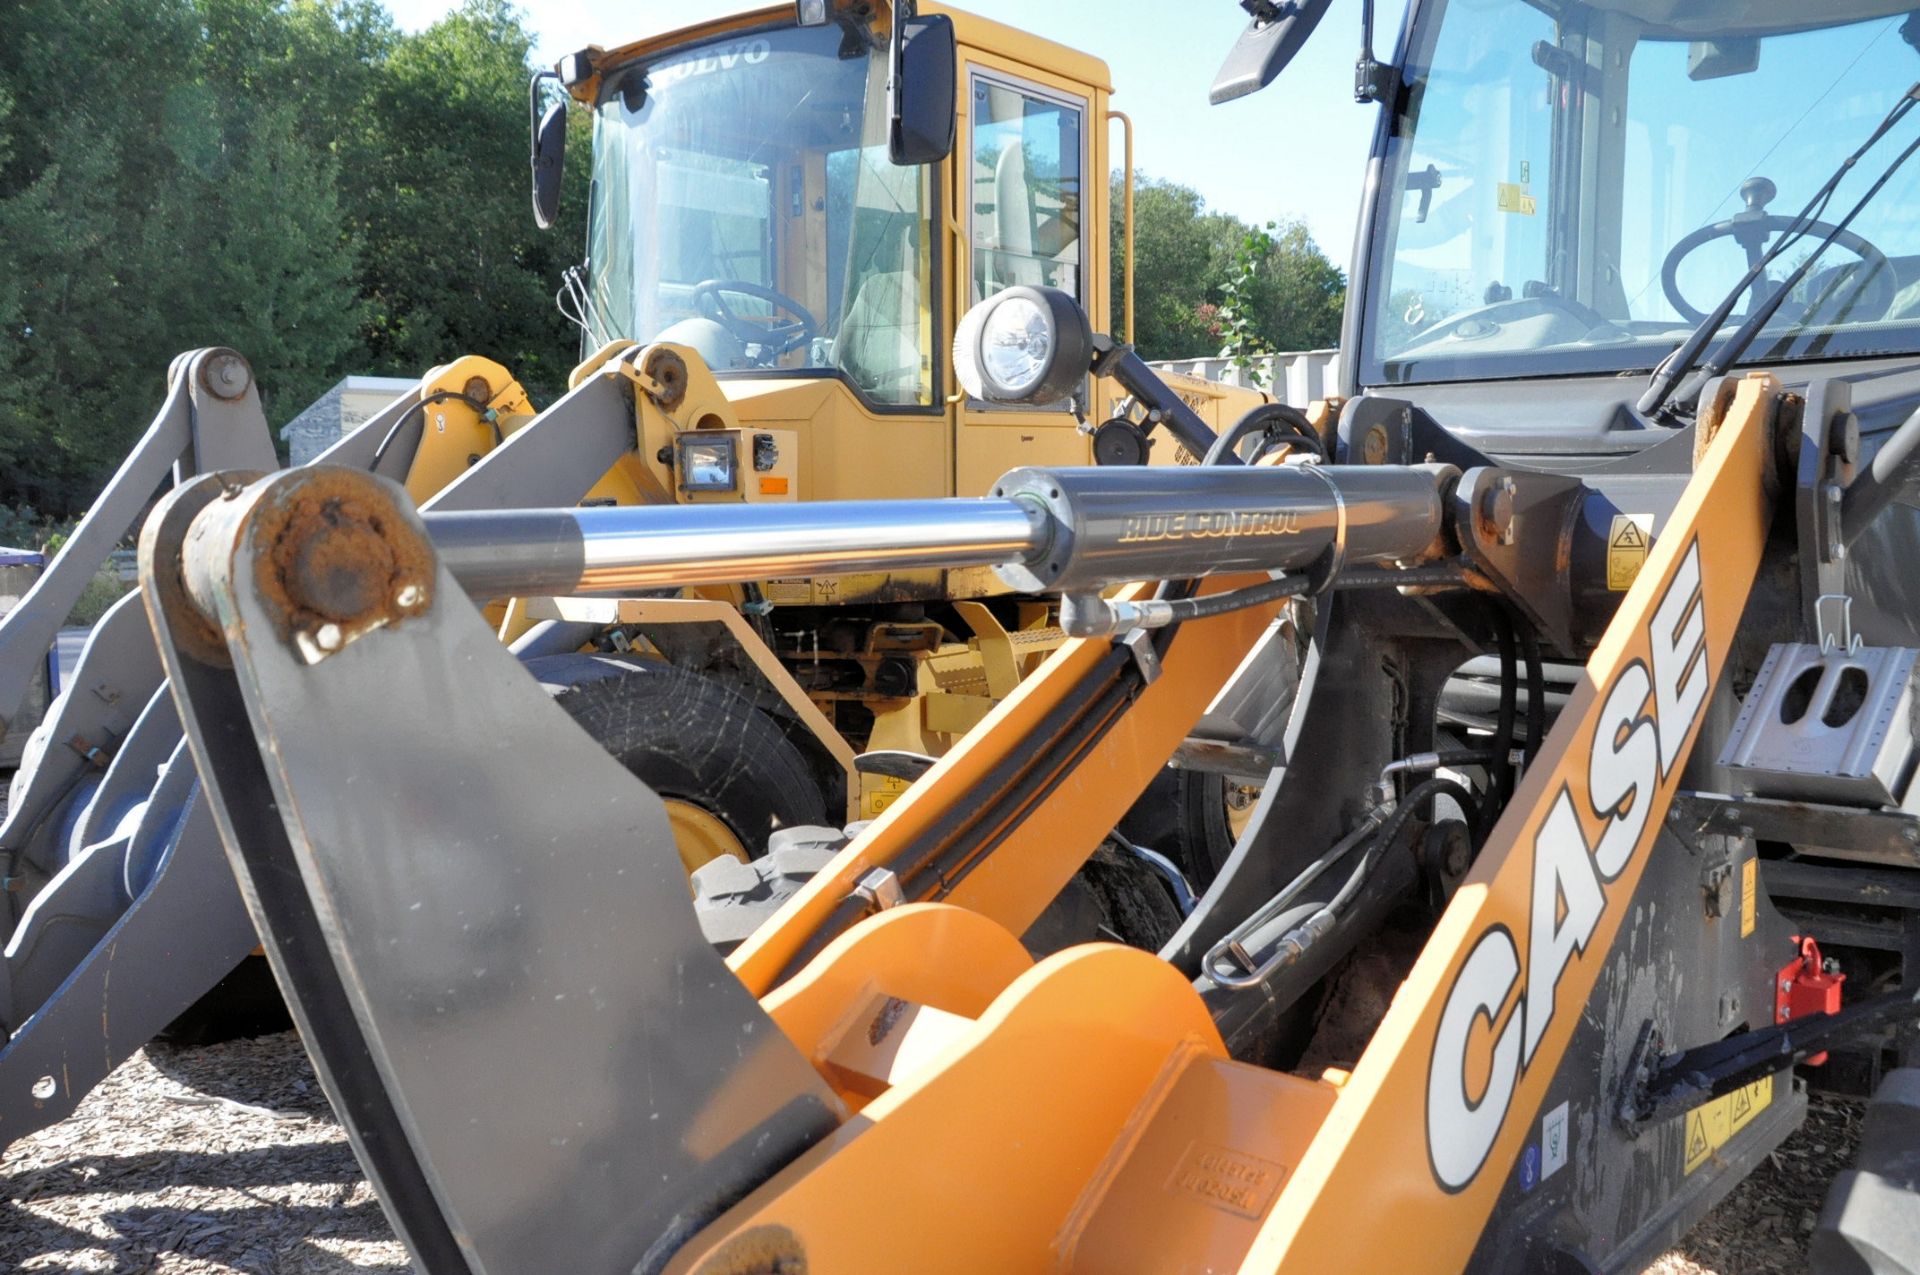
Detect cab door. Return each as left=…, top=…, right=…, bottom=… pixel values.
left=952, top=66, right=1097, bottom=496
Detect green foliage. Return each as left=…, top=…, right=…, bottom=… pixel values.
left=1218, top=221, right=1278, bottom=384
left=0, top=505, right=68, bottom=554
left=36, top=531, right=132, bottom=625
left=0, top=0, right=580, bottom=517
left=1110, top=173, right=1346, bottom=363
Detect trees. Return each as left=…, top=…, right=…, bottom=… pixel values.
left=1110, top=172, right=1346, bottom=363
left=0, top=0, right=577, bottom=518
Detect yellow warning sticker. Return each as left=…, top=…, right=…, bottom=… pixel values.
left=860, top=774, right=910, bottom=820
left=1607, top=514, right=1656, bottom=590
left=1683, top=1074, right=1773, bottom=1174
left=1741, top=857, right=1757, bottom=937
left=1496, top=182, right=1538, bottom=215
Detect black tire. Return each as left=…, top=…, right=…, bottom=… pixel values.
left=1119, top=768, right=1242, bottom=889
left=1025, top=842, right=1183, bottom=955
left=527, top=654, right=829, bottom=859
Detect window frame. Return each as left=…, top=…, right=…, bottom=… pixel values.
left=963, top=66, right=1092, bottom=413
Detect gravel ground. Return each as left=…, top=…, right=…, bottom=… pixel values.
left=0, top=1031, right=1860, bottom=1273
left=1, top=1035, right=408, bottom=1274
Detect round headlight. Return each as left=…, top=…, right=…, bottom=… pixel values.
left=981, top=296, right=1054, bottom=396
left=953, top=285, right=1093, bottom=406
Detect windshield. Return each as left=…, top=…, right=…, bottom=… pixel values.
left=1365, top=0, right=1920, bottom=385
left=584, top=22, right=937, bottom=406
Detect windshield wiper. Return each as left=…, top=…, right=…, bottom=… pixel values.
left=1638, top=83, right=1920, bottom=422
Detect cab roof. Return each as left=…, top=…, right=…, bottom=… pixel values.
left=563, top=2, right=1113, bottom=104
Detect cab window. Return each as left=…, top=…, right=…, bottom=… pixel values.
left=969, top=75, right=1086, bottom=306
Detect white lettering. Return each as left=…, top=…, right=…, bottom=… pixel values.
left=1588, top=662, right=1659, bottom=880
left=655, top=39, right=773, bottom=85
left=1523, top=790, right=1605, bottom=1064
left=1428, top=929, right=1524, bottom=1191
left=1650, top=543, right=1707, bottom=777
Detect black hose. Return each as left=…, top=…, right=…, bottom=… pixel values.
left=1484, top=608, right=1517, bottom=839
left=1161, top=574, right=1311, bottom=623
left=1332, top=564, right=1472, bottom=590
left=1518, top=618, right=1546, bottom=770
left=370, top=390, right=494, bottom=469
left=1330, top=776, right=1479, bottom=915
left=1202, top=402, right=1326, bottom=467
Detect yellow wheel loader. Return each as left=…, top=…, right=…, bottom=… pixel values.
left=0, top=1, right=1268, bottom=1146
left=121, top=0, right=1920, bottom=1271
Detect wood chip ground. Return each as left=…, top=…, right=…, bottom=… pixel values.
left=0, top=1031, right=1858, bottom=1273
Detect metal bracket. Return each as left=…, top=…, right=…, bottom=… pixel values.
left=1666, top=790, right=1920, bottom=868
left=1452, top=466, right=1587, bottom=653
left=1119, top=628, right=1162, bottom=685
left=854, top=867, right=905, bottom=911
left=1797, top=379, right=1857, bottom=641
left=1816, top=593, right=1861, bottom=655
left=1618, top=986, right=1920, bottom=1130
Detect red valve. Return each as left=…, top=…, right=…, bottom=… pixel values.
left=1775, top=935, right=1845, bottom=1066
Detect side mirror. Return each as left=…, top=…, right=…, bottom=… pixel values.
left=888, top=12, right=956, bottom=166
left=530, top=73, right=567, bottom=230
left=1210, top=0, right=1334, bottom=105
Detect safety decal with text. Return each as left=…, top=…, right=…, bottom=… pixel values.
left=1683, top=1075, right=1773, bottom=1175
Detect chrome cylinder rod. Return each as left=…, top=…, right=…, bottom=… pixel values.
left=426, top=499, right=1049, bottom=598
left=421, top=464, right=1454, bottom=600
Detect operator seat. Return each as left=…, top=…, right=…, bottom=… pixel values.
left=836, top=227, right=923, bottom=404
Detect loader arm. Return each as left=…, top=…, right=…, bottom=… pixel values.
left=138, top=351, right=1888, bottom=1274
left=0, top=346, right=628, bottom=1144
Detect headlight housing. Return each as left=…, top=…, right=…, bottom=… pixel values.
left=952, top=285, right=1092, bottom=406
left=675, top=433, right=739, bottom=492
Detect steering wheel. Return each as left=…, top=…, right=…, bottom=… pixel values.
left=691, top=280, right=818, bottom=359
left=1661, top=177, right=1896, bottom=325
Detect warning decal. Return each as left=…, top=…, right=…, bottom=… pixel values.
left=1496, top=182, right=1538, bottom=215
left=1741, top=857, right=1757, bottom=937
left=1607, top=514, right=1656, bottom=591
left=1682, top=1074, right=1773, bottom=1175
left=861, top=774, right=910, bottom=819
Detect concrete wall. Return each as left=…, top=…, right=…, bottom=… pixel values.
left=282, top=377, right=416, bottom=466
left=1149, top=350, right=1342, bottom=406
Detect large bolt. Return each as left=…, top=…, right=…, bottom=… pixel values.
left=1478, top=476, right=1517, bottom=546
left=287, top=506, right=397, bottom=621
left=201, top=351, right=252, bottom=401
left=1362, top=425, right=1389, bottom=465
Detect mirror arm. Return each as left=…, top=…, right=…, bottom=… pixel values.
left=886, top=0, right=917, bottom=144
left=1355, top=0, right=1400, bottom=104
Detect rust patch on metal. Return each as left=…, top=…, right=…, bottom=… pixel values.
left=643, top=345, right=689, bottom=410
left=690, top=1224, right=808, bottom=1275
left=248, top=470, right=434, bottom=646
left=139, top=471, right=263, bottom=669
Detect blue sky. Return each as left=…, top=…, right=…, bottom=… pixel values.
left=385, top=0, right=1377, bottom=268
